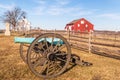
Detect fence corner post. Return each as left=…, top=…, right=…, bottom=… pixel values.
left=89, top=30, right=92, bottom=53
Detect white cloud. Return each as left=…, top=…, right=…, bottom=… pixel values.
left=34, top=0, right=46, bottom=5
left=55, top=0, right=71, bottom=5
left=0, top=3, right=15, bottom=10
left=30, top=0, right=95, bottom=16
left=69, top=8, right=95, bottom=16
left=36, top=7, right=93, bottom=16
left=32, top=6, right=46, bottom=15
left=30, top=0, right=71, bottom=15
left=47, top=7, right=63, bottom=15
left=98, top=13, right=120, bottom=20
left=0, top=3, right=16, bottom=15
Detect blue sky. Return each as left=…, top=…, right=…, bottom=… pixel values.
left=0, top=0, right=120, bottom=31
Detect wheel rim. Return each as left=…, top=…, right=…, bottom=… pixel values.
left=20, top=32, right=41, bottom=63
left=20, top=43, right=30, bottom=63
left=27, top=33, right=71, bottom=78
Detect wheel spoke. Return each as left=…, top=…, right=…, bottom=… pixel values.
left=42, top=46, right=52, bottom=56
left=56, top=57, right=66, bottom=62
left=54, top=44, right=66, bottom=53
left=46, top=61, right=62, bottom=75
left=30, top=54, right=39, bottom=60
left=38, top=60, right=49, bottom=74
left=52, top=39, right=61, bottom=52
left=39, top=42, right=46, bottom=51
left=33, top=58, right=47, bottom=68
left=32, top=43, right=46, bottom=56
left=32, top=48, right=42, bottom=54
left=55, top=52, right=66, bottom=56
left=54, top=63, right=63, bottom=73
left=46, top=61, right=54, bottom=75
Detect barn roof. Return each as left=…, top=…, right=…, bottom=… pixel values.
left=67, top=18, right=94, bottom=26
left=67, top=19, right=79, bottom=25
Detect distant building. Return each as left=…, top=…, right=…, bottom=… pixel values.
left=65, top=18, right=94, bottom=32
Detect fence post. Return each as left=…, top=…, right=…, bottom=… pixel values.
left=67, top=29, right=70, bottom=42
left=54, top=29, right=56, bottom=33
left=114, top=31, right=117, bottom=46
left=88, top=30, right=92, bottom=53
left=45, top=29, right=47, bottom=33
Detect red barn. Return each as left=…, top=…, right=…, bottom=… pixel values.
left=65, top=18, right=94, bottom=32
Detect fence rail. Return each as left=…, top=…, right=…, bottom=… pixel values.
left=28, top=29, right=120, bottom=59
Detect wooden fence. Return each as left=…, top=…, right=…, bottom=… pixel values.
left=29, top=29, right=120, bottom=59
left=91, top=31, right=120, bottom=59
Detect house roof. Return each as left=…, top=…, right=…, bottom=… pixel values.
left=67, top=18, right=94, bottom=26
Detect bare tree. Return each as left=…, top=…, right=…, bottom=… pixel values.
left=0, top=7, right=26, bottom=31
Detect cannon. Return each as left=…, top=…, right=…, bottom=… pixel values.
left=14, top=33, right=92, bottom=79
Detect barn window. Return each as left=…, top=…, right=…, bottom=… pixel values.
left=81, top=20, right=84, bottom=24
left=69, top=25, right=72, bottom=31
left=78, top=24, right=80, bottom=27
left=86, top=24, right=88, bottom=28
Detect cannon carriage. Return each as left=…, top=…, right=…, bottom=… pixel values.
left=15, top=32, right=92, bottom=79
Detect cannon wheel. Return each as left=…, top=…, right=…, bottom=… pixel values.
left=20, top=32, right=41, bottom=63
left=27, top=33, right=71, bottom=78
left=20, top=43, right=29, bottom=63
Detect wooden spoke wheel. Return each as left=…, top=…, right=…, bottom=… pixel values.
left=27, top=33, right=71, bottom=78
left=20, top=32, right=41, bottom=63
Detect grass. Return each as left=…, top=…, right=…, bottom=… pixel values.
left=0, top=34, right=120, bottom=80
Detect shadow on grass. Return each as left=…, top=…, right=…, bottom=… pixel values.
left=91, top=50, right=120, bottom=60
left=63, top=64, right=76, bottom=74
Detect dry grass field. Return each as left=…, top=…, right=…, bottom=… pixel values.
left=0, top=33, right=120, bottom=80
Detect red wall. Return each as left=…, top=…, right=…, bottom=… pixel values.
left=65, top=19, right=94, bottom=32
